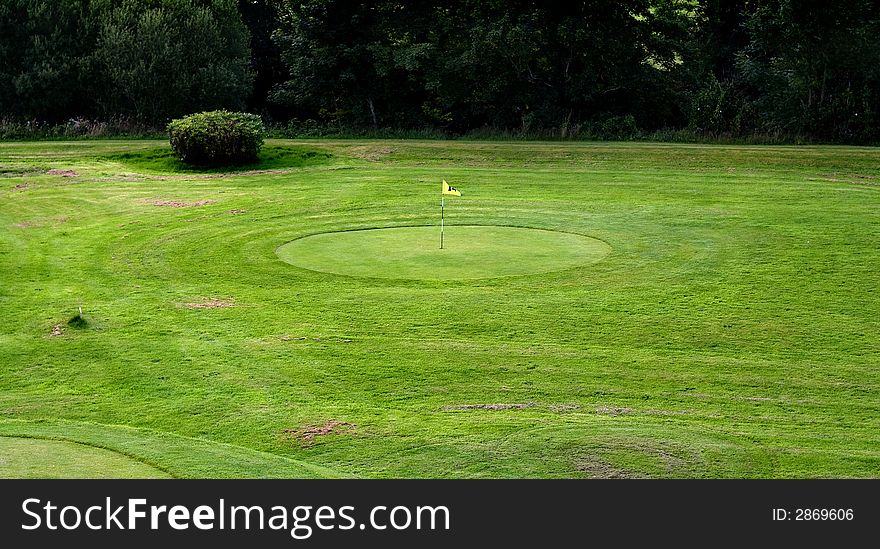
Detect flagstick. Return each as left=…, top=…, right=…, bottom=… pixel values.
left=440, top=194, right=445, bottom=249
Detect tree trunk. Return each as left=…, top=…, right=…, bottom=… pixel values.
left=368, top=98, right=378, bottom=129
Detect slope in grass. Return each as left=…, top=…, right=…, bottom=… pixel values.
left=102, top=145, right=332, bottom=174
left=0, top=420, right=345, bottom=479
left=0, top=436, right=171, bottom=479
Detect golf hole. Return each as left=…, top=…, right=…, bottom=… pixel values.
left=276, top=225, right=611, bottom=280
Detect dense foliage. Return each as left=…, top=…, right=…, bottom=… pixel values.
left=0, top=0, right=252, bottom=123
left=1, top=0, right=878, bottom=142
left=167, top=110, right=265, bottom=165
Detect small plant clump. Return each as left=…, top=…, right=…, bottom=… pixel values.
left=67, top=313, right=89, bottom=329
left=167, top=111, right=265, bottom=167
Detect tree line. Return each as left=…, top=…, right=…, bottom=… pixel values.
left=1, top=0, right=878, bottom=143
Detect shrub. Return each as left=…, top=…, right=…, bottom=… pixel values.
left=167, top=111, right=265, bottom=166
left=597, top=114, right=639, bottom=141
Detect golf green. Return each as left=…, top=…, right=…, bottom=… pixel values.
left=276, top=225, right=612, bottom=279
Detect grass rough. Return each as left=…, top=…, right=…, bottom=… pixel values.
left=0, top=139, right=878, bottom=478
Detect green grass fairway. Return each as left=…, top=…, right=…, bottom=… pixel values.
left=1, top=140, right=878, bottom=478
left=277, top=226, right=611, bottom=279
left=0, top=436, right=171, bottom=478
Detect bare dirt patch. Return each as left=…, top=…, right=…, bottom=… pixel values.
left=46, top=169, right=79, bottom=177
left=576, top=456, right=640, bottom=479
left=152, top=199, right=216, bottom=208
left=13, top=216, right=68, bottom=229
left=549, top=404, right=581, bottom=413
left=239, top=169, right=297, bottom=176
left=594, top=405, right=688, bottom=417
left=50, top=325, right=63, bottom=337
left=595, top=405, right=633, bottom=416
left=181, top=298, right=235, bottom=309
left=105, top=174, right=224, bottom=182
left=442, top=403, right=533, bottom=411
left=576, top=438, right=700, bottom=478
left=143, top=170, right=302, bottom=180
left=348, top=146, right=395, bottom=161
left=279, top=335, right=352, bottom=343
left=11, top=183, right=29, bottom=191
left=282, top=420, right=355, bottom=443
left=814, top=174, right=880, bottom=187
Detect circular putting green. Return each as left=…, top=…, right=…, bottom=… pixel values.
left=276, top=225, right=611, bottom=280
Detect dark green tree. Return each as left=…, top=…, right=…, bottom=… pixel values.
left=271, top=0, right=435, bottom=128
left=93, top=0, right=253, bottom=123
left=682, top=0, right=759, bottom=134
left=0, top=0, right=99, bottom=121
left=737, top=0, right=880, bottom=141
left=271, top=0, right=696, bottom=134
left=238, top=0, right=288, bottom=116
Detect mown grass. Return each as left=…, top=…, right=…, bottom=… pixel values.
left=0, top=139, right=878, bottom=478
left=276, top=226, right=611, bottom=280
left=0, top=435, right=171, bottom=479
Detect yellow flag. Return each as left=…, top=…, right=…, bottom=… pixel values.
left=442, top=179, right=461, bottom=196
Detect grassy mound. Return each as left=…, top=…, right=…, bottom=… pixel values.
left=104, top=145, right=332, bottom=174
